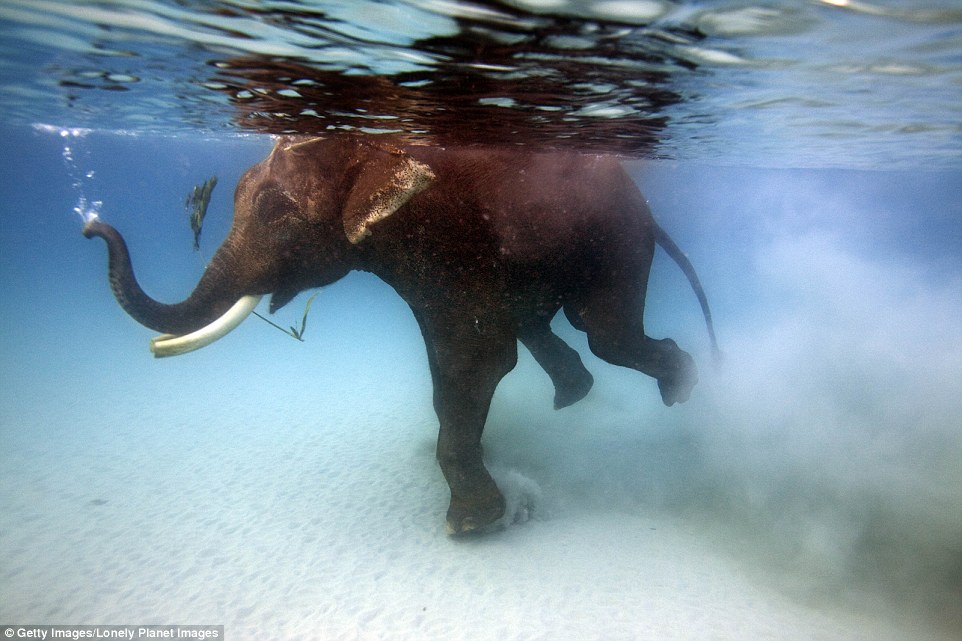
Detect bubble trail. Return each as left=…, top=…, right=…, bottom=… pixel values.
left=49, top=125, right=102, bottom=225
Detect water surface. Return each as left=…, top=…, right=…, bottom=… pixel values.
left=1, top=0, right=960, bottom=165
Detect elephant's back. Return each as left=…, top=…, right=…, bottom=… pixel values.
left=404, top=146, right=649, bottom=262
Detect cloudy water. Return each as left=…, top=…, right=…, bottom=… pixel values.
left=1, top=2, right=960, bottom=641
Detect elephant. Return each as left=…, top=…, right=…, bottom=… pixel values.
left=84, top=136, right=719, bottom=536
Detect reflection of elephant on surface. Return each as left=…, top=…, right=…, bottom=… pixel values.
left=84, top=136, right=719, bottom=535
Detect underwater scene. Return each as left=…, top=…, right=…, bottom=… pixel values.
left=1, top=1, right=960, bottom=640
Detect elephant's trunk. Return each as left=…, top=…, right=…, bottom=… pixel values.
left=83, top=218, right=261, bottom=357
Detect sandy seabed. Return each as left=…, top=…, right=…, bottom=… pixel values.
left=1, top=271, right=958, bottom=641
left=0, top=390, right=933, bottom=641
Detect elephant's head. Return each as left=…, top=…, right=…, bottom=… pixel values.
left=84, top=137, right=435, bottom=357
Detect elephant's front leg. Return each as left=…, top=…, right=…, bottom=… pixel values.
left=519, top=318, right=593, bottom=409
left=425, top=314, right=518, bottom=536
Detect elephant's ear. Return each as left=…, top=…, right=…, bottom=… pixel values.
left=342, top=147, right=435, bottom=244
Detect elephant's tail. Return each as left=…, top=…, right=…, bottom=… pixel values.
left=653, top=222, right=723, bottom=366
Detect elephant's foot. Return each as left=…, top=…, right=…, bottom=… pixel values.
left=553, top=367, right=594, bottom=410
left=652, top=339, right=698, bottom=406
left=443, top=468, right=506, bottom=536
left=445, top=493, right=506, bottom=536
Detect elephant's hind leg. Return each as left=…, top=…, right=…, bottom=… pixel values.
left=565, top=258, right=698, bottom=405
left=588, top=310, right=696, bottom=405
left=572, top=290, right=697, bottom=407
left=568, top=216, right=698, bottom=406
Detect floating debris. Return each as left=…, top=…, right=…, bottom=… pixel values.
left=185, top=176, right=217, bottom=250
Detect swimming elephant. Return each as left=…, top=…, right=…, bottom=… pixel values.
left=84, top=136, right=719, bottom=535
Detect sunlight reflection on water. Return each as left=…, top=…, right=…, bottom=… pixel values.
left=0, top=1, right=960, bottom=165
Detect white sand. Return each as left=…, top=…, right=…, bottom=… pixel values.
left=1, top=270, right=958, bottom=641
left=0, top=390, right=935, bottom=640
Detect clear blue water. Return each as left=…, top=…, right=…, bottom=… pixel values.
left=0, top=2, right=960, bottom=640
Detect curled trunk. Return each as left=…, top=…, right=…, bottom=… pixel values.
left=83, top=219, right=259, bottom=353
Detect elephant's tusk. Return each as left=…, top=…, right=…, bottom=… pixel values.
left=149, top=295, right=263, bottom=358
